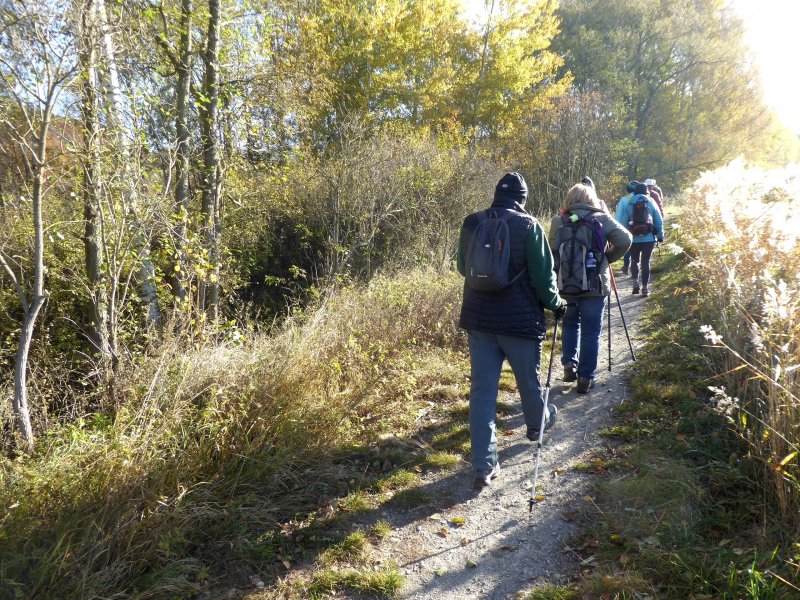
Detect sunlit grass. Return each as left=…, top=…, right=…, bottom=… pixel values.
left=0, top=268, right=464, bottom=598
left=681, top=161, right=800, bottom=523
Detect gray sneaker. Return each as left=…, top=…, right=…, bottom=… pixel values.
left=473, top=463, right=501, bottom=490
left=526, top=404, right=557, bottom=441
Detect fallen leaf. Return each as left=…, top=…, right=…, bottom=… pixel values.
left=498, top=544, right=518, bottom=552
left=428, top=513, right=442, bottom=521
left=466, top=559, right=478, bottom=569
left=610, top=534, right=623, bottom=546
left=460, top=537, right=470, bottom=546
left=619, top=554, right=630, bottom=566
left=676, top=434, right=686, bottom=442
left=450, top=517, right=466, bottom=526
left=281, top=560, right=291, bottom=570
left=562, top=510, right=579, bottom=521
left=501, top=429, right=515, bottom=436
left=732, top=548, right=746, bottom=555
left=718, top=539, right=731, bottom=547
left=583, top=495, right=594, bottom=502
left=440, top=527, right=448, bottom=538
left=434, top=568, right=447, bottom=577
left=552, top=467, right=566, bottom=473
left=534, top=494, right=545, bottom=502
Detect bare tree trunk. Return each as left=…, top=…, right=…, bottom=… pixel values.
left=200, top=0, right=221, bottom=317
left=97, top=0, right=161, bottom=327
left=80, top=0, right=113, bottom=366
left=12, top=120, right=51, bottom=451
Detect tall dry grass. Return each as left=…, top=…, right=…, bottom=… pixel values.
left=679, top=159, right=800, bottom=524
left=0, top=268, right=464, bottom=599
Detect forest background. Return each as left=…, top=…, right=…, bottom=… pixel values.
left=1, top=0, right=799, bottom=597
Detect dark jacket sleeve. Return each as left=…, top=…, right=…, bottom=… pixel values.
left=526, top=221, right=562, bottom=310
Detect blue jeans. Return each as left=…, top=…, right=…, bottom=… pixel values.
left=467, top=330, right=543, bottom=474
left=622, top=250, right=631, bottom=272
left=561, top=295, right=606, bottom=380
left=630, top=242, right=655, bottom=287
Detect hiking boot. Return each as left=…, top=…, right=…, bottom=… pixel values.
left=620, top=267, right=628, bottom=275
left=642, top=286, right=650, bottom=297
left=526, top=404, right=557, bottom=441
left=563, top=364, right=577, bottom=382
left=632, top=285, right=640, bottom=295
left=577, top=377, right=595, bottom=394
left=473, top=463, right=501, bottom=490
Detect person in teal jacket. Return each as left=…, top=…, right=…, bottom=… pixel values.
left=615, top=181, right=638, bottom=275
left=617, top=182, right=664, bottom=296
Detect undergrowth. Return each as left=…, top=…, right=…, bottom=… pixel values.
left=553, top=212, right=800, bottom=599
left=0, top=268, right=467, bottom=599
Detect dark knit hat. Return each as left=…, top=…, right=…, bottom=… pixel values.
left=495, top=172, right=528, bottom=201
left=581, top=176, right=595, bottom=190
left=626, top=180, right=639, bottom=193
left=634, top=182, right=648, bottom=195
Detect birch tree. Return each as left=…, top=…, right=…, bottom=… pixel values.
left=96, top=0, right=162, bottom=327
left=0, top=0, right=78, bottom=449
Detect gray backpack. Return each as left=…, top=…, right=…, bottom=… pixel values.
left=554, top=212, right=606, bottom=295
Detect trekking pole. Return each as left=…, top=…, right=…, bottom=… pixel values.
left=607, top=292, right=612, bottom=371
left=609, top=270, right=636, bottom=362
left=529, top=314, right=560, bottom=512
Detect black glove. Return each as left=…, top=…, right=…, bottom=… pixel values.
left=553, top=302, right=567, bottom=320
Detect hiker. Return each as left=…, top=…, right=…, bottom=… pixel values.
left=457, top=172, right=566, bottom=490
left=644, top=178, right=664, bottom=216
left=580, top=176, right=611, bottom=215
left=618, top=182, right=664, bottom=296
left=615, top=181, right=638, bottom=275
left=549, top=183, right=632, bottom=393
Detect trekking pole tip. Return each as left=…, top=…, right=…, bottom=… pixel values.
left=528, top=498, right=534, bottom=512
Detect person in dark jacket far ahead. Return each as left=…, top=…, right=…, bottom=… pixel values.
left=457, top=172, right=566, bottom=491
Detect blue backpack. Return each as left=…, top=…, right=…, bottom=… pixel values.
left=464, top=210, right=525, bottom=292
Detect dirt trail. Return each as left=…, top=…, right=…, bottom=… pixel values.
left=375, top=272, right=648, bottom=599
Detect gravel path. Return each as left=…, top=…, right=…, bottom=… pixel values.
left=376, top=273, right=648, bottom=600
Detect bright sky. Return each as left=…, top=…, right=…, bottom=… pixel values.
left=727, top=0, right=800, bottom=134
left=460, top=0, right=800, bottom=134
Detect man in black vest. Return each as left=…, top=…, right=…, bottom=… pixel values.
left=457, top=172, right=566, bottom=490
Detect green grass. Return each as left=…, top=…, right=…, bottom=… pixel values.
left=423, top=451, right=461, bottom=470
left=373, top=469, right=420, bottom=493
left=318, top=531, right=369, bottom=565
left=305, top=565, right=404, bottom=598
left=370, top=519, right=393, bottom=538
left=568, top=239, right=800, bottom=599
left=384, top=487, right=431, bottom=509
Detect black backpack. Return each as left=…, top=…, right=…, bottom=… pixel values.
left=464, top=210, right=525, bottom=292
left=554, top=212, right=606, bottom=295
left=629, top=195, right=654, bottom=236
